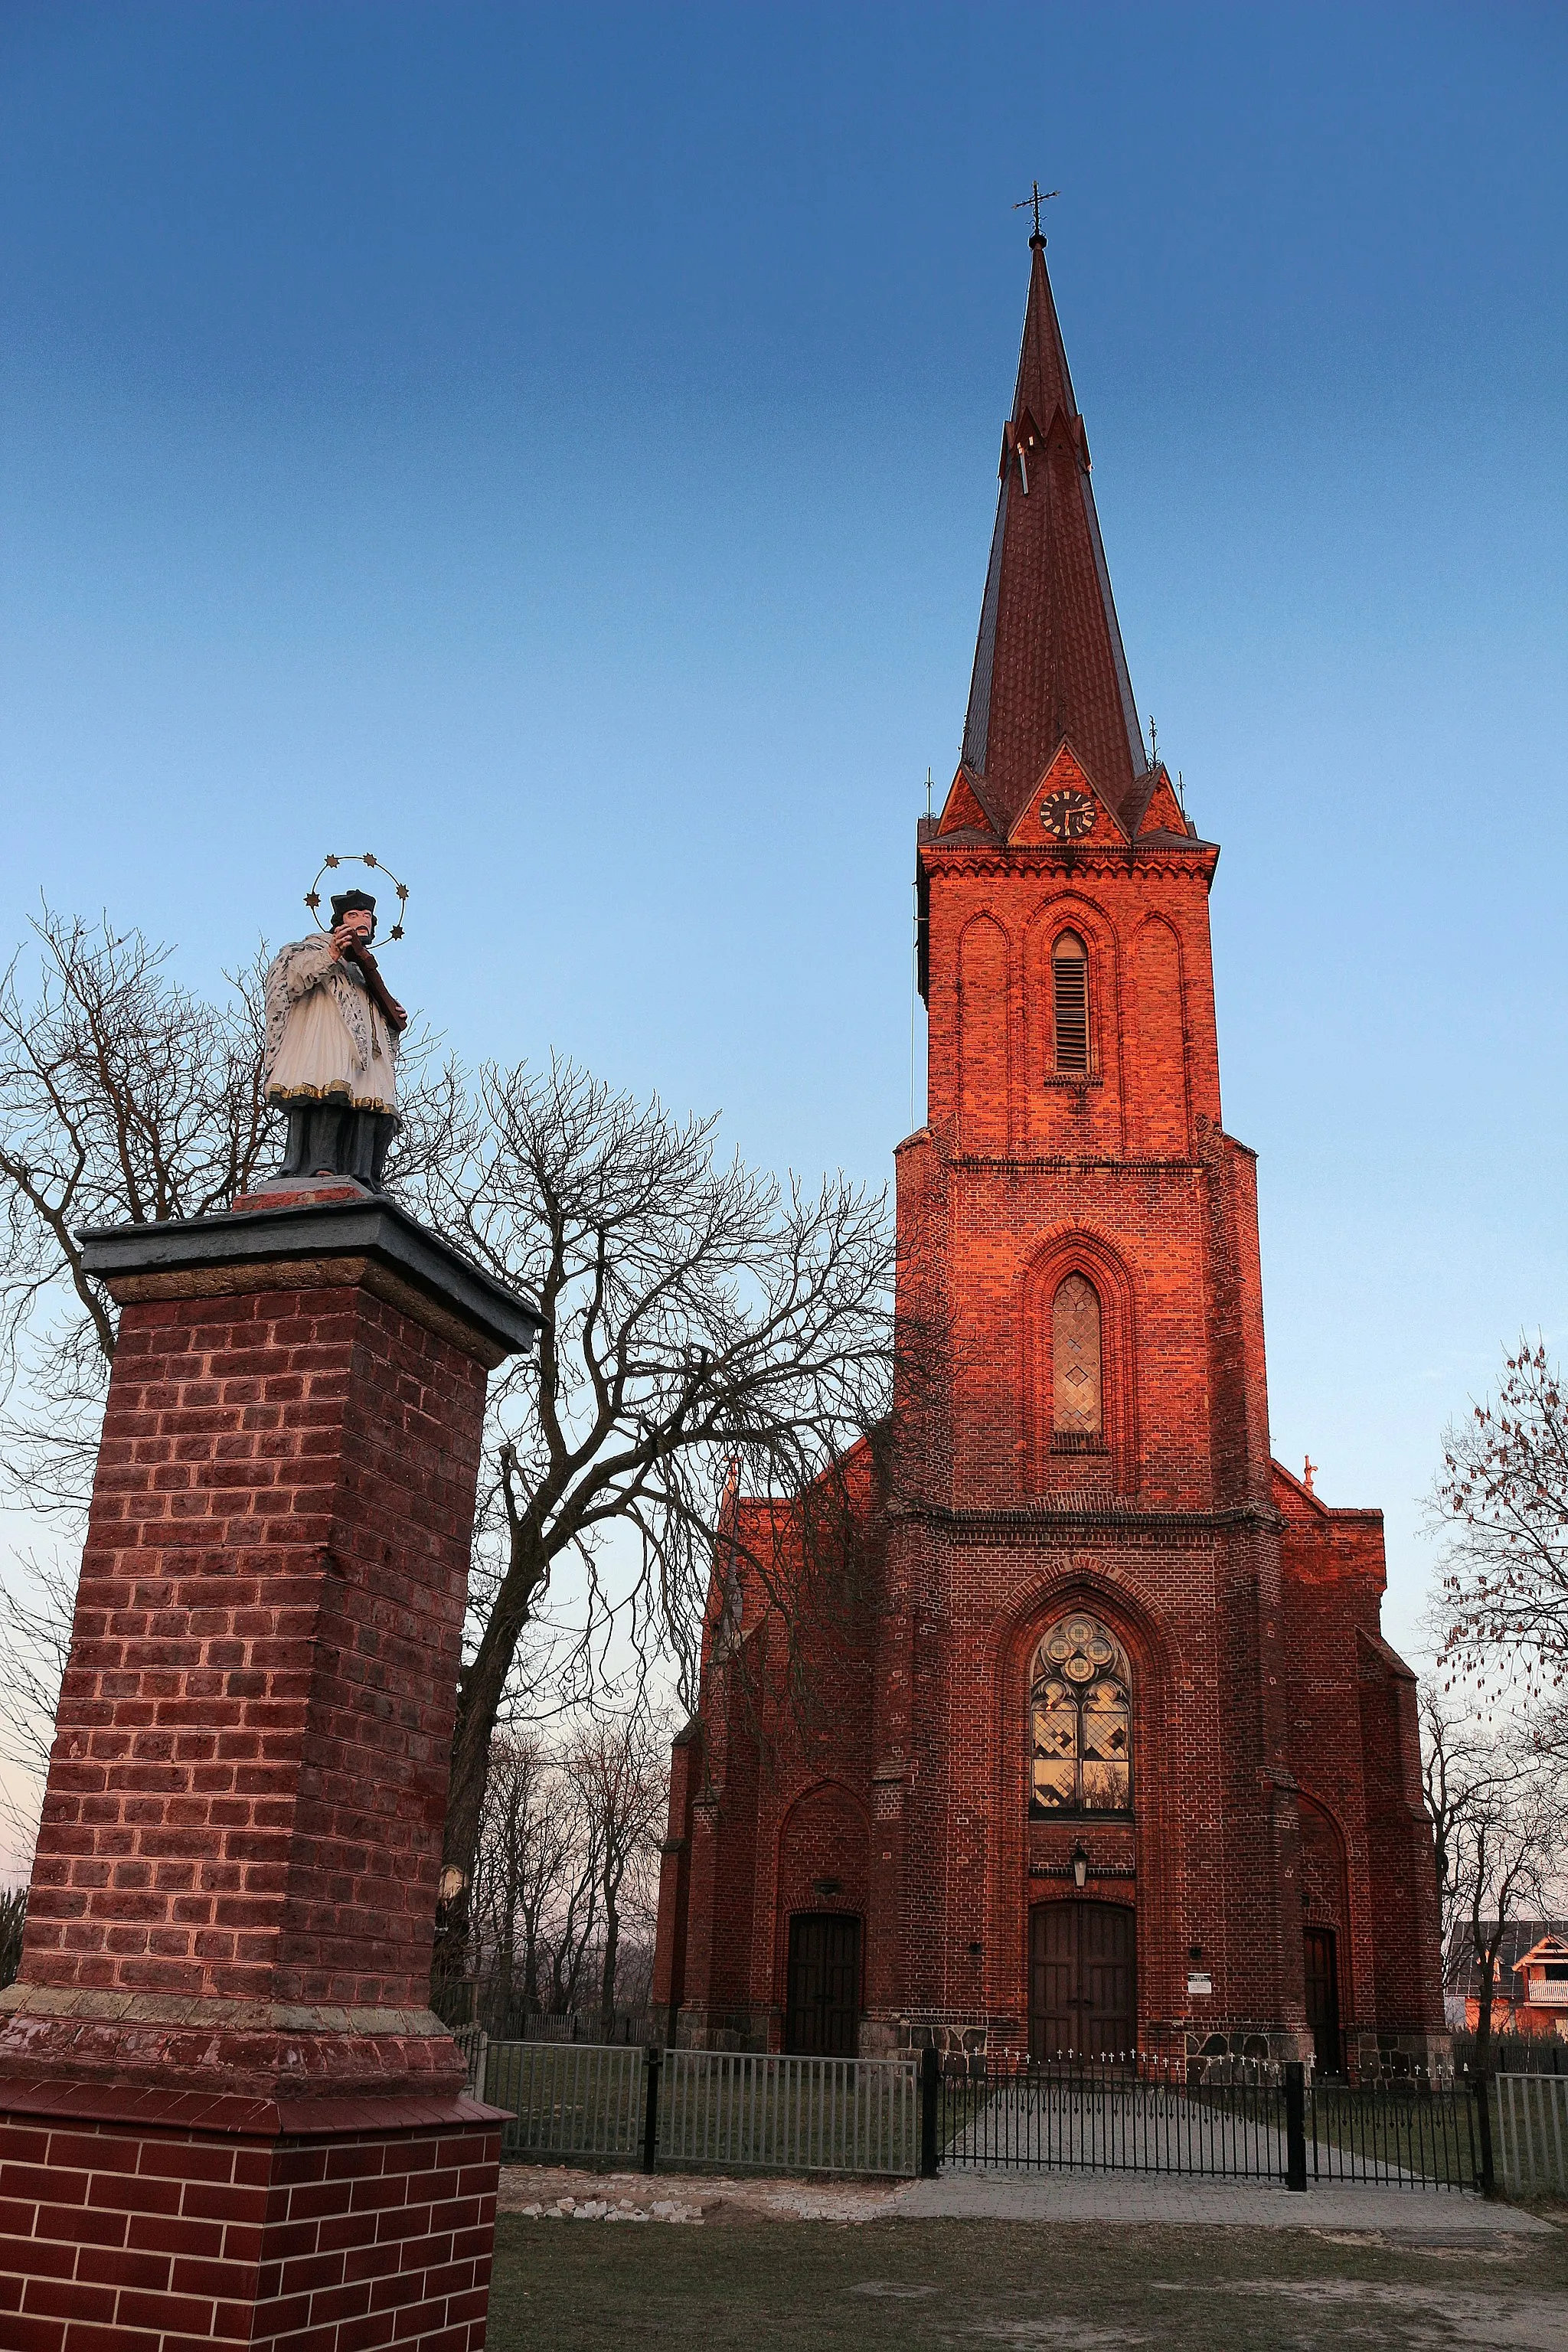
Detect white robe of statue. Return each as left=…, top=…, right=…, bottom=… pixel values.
left=262, top=934, right=399, bottom=1116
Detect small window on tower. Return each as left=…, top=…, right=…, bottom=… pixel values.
left=1052, top=932, right=1089, bottom=1073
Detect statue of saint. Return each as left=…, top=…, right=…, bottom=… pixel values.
left=262, top=890, right=409, bottom=1190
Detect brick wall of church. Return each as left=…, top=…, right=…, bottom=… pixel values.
left=1278, top=1472, right=1446, bottom=2051
left=655, top=459, right=1443, bottom=2073
left=664, top=1472, right=882, bottom=2048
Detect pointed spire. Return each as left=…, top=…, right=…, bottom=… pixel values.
left=961, top=234, right=1148, bottom=831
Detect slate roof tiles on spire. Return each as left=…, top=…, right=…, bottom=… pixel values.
left=961, top=234, right=1148, bottom=834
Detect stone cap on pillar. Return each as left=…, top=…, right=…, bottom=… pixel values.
left=79, top=1194, right=542, bottom=1370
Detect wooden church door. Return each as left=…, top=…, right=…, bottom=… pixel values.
left=1029, top=1900, right=1136, bottom=2062
left=785, top=1914, right=861, bottom=2056
left=1303, top=1926, right=1342, bottom=2077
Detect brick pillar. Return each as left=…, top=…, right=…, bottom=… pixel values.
left=0, top=1195, right=537, bottom=2349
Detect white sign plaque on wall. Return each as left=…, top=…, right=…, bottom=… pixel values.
left=1187, top=1972, right=1214, bottom=1996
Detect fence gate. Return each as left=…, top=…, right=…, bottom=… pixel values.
left=936, top=2056, right=1479, bottom=2193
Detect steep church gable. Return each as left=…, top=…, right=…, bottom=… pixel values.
left=1005, top=742, right=1129, bottom=850
left=937, top=766, right=1001, bottom=840
left=1135, top=769, right=1191, bottom=839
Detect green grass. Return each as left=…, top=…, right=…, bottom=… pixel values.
left=486, top=2213, right=1568, bottom=2351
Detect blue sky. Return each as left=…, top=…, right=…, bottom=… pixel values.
left=2, top=0, right=1565, bottom=1659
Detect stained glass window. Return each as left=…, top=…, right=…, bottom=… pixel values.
left=1053, top=1273, right=1102, bottom=1436
left=1030, top=1612, right=1132, bottom=1815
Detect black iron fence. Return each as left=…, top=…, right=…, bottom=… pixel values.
left=1452, top=2032, right=1568, bottom=2076
left=457, top=2032, right=1500, bottom=2195
left=936, top=2053, right=1289, bottom=2180
left=930, top=2052, right=1482, bottom=2194
left=1303, top=2072, right=1478, bottom=2188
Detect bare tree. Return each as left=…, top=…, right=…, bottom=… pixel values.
left=466, top=1733, right=554, bottom=2026
left=1420, top=1684, right=1510, bottom=1967
left=462, top=1709, right=670, bottom=2037
left=0, top=910, right=271, bottom=1505
left=0, top=1888, right=24, bottom=1991
left=566, top=1705, right=669, bottom=2040
left=0, top=906, right=468, bottom=1826
left=0, top=917, right=897, bottom=1945
left=0, top=1551, right=78, bottom=1857
left=1433, top=1341, right=1568, bottom=1706
left=1447, top=1745, right=1563, bottom=2192
left=542, top=1782, right=604, bottom=2019
left=413, top=1057, right=893, bottom=1969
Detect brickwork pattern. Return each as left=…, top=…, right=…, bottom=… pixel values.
left=0, top=2108, right=498, bottom=2350
left=11, top=1277, right=487, bottom=2095
left=655, top=823, right=1446, bottom=2065
left=651, top=234, right=1445, bottom=2075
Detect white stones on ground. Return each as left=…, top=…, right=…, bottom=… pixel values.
left=516, top=2193, right=704, bottom=2224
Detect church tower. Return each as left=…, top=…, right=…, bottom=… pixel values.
left=655, top=231, right=1445, bottom=2076
left=884, top=224, right=1296, bottom=2056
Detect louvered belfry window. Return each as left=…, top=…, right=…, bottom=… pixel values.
left=1052, top=931, right=1089, bottom=1072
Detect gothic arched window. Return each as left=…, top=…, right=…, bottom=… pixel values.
left=1030, top=1612, right=1132, bottom=1815
left=1053, top=1272, right=1102, bottom=1438
left=1052, top=931, right=1089, bottom=1073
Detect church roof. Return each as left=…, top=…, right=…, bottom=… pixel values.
left=961, top=235, right=1148, bottom=835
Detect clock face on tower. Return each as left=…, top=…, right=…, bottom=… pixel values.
left=1040, top=788, right=1096, bottom=840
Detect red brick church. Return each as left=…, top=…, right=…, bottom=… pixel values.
left=652, top=234, right=1446, bottom=2077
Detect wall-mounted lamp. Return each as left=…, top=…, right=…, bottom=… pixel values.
left=1070, top=1844, right=1089, bottom=1891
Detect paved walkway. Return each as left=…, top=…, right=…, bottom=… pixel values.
left=947, top=2079, right=1294, bottom=2177
left=896, top=2166, right=1554, bottom=2232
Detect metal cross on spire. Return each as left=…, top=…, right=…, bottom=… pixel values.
left=1014, top=181, right=1060, bottom=238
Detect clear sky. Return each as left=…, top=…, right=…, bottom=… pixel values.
left=2, top=1, right=1565, bottom=1663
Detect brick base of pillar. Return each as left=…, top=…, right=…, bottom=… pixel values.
left=0, top=2086, right=501, bottom=2349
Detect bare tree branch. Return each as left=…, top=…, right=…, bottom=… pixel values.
left=0, top=921, right=899, bottom=1964
left=1432, top=1341, right=1568, bottom=1707
left=404, top=1056, right=896, bottom=1966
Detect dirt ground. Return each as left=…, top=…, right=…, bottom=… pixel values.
left=486, top=2196, right=1568, bottom=2350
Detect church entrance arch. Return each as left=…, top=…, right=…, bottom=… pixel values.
left=1028, top=1900, right=1135, bottom=2062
